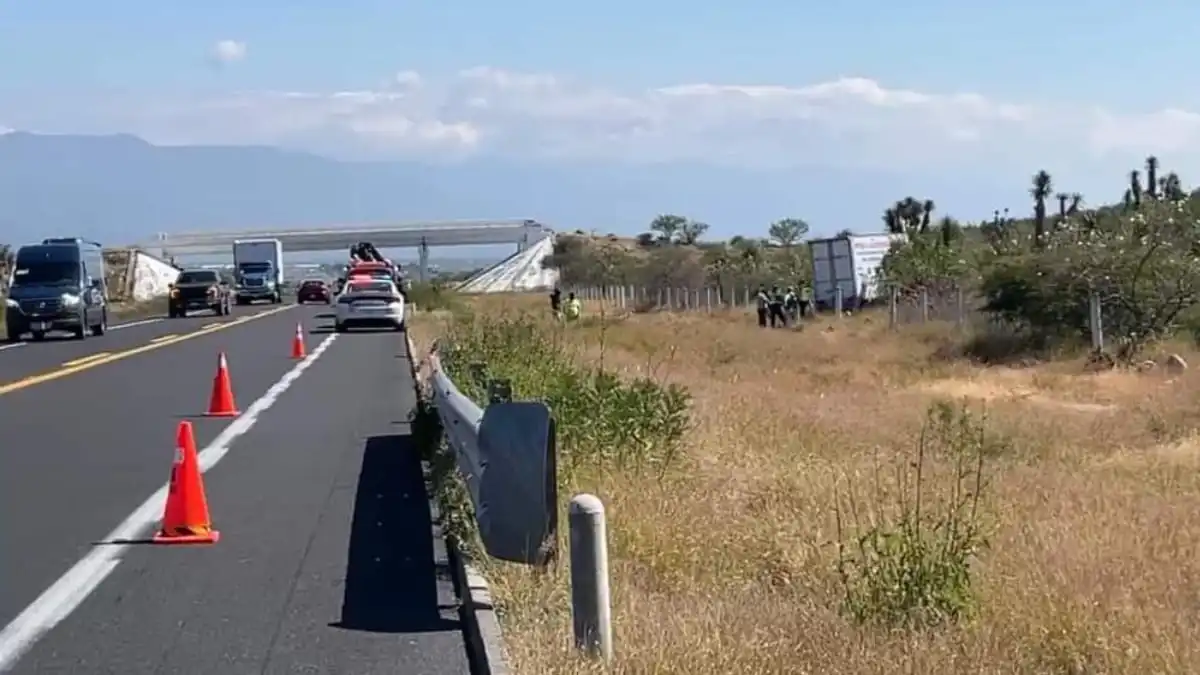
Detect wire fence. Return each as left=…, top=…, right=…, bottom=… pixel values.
left=567, top=284, right=1112, bottom=352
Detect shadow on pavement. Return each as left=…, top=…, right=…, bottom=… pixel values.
left=330, top=433, right=460, bottom=634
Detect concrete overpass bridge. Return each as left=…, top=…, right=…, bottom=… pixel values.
left=141, top=218, right=551, bottom=281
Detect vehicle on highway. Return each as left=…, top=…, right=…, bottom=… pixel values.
left=296, top=278, right=332, bottom=304
left=168, top=269, right=233, bottom=318
left=4, top=237, right=108, bottom=341
left=334, top=278, right=406, bottom=332
left=233, top=238, right=284, bottom=305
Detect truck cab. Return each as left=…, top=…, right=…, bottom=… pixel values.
left=3, top=238, right=108, bottom=341
left=234, top=260, right=282, bottom=304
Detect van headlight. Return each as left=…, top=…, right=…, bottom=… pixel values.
left=60, top=293, right=81, bottom=306
left=4, top=298, right=17, bottom=308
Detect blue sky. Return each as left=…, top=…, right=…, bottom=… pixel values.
left=2, top=1, right=1200, bottom=242
left=2, top=0, right=1197, bottom=105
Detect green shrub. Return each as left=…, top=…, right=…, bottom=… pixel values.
left=439, top=312, right=692, bottom=481
left=406, top=280, right=466, bottom=315
left=834, top=401, right=991, bottom=629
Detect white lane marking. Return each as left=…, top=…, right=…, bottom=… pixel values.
left=109, top=318, right=163, bottom=331
left=0, top=332, right=340, bottom=672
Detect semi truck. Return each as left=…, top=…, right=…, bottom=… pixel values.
left=808, top=232, right=906, bottom=309
left=232, top=238, right=283, bottom=304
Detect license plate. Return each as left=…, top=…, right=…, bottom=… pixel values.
left=31, top=321, right=50, bottom=331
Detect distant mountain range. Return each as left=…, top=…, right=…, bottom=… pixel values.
left=0, top=131, right=1020, bottom=249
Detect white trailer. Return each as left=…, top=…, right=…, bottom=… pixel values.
left=809, top=233, right=905, bottom=307
left=232, top=238, right=284, bottom=304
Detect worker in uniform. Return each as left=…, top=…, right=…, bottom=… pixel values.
left=755, top=286, right=770, bottom=327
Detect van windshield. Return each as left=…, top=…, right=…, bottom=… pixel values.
left=10, top=261, right=79, bottom=286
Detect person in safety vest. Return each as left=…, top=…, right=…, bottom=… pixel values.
left=565, top=292, right=582, bottom=320
left=755, top=285, right=770, bottom=327
left=768, top=286, right=787, bottom=327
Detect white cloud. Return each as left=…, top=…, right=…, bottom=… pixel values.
left=25, top=66, right=1200, bottom=171
left=210, top=40, right=247, bottom=64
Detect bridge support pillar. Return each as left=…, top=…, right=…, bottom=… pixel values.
left=517, top=231, right=529, bottom=253
left=418, top=237, right=429, bottom=282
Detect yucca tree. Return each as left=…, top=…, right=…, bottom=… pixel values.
left=1146, top=156, right=1159, bottom=200
left=1031, top=170, right=1053, bottom=248
left=883, top=208, right=902, bottom=234
left=1162, top=171, right=1185, bottom=201
left=1129, top=169, right=1143, bottom=208
left=1056, top=193, right=1069, bottom=225
left=921, top=199, right=935, bottom=232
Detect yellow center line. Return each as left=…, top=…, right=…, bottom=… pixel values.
left=61, top=352, right=111, bottom=368
left=149, top=334, right=179, bottom=343
left=0, top=306, right=295, bottom=397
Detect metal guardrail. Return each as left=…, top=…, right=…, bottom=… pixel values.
left=426, top=343, right=558, bottom=566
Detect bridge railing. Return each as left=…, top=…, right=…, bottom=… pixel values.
left=423, top=340, right=558, bottom=566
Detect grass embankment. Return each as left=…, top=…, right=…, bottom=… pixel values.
left=411, top=292, right=1200, bottom=674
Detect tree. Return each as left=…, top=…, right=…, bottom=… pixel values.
left=981, top=198, right=1200, bottom=360
left=649, top=214, right=688, bottom=244
left=678, top=220, right=709, bottom=245
left=1146, top=156, right=1159, bottom=200
left=1030, top=170, right=1053, bottom=248
left=768, top=218, right=809, bottom=247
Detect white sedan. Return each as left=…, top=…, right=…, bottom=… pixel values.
left=334, top=278, right=406, bottom=332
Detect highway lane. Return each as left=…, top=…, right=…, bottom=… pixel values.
left=0, top=303, right=312, bottom=628
left=0, top=307, right=469, bottom=674
left=0, top=302, right=308, bottom=391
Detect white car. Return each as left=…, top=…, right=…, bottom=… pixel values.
left=334, top=278, right=406, bottom=332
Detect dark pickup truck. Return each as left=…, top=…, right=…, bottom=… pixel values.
left=168, top=269, right=233, bottom=318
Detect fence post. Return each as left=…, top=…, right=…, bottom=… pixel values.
left=955, top=286, right=966, bottom=329
left=1089, top=291, right=1104, bottom=352
left=570, top=494, right=612, bottom=661
left=834, top=286, right=843, bottom=317
left=888, top=285, right=899, bottom=330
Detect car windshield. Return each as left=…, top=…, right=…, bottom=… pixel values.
left=348, top=281, right=394, bottom=294
left=177, top=271, right=218, bottom=284
left=300, top=280, right=325, bottom=288
left=10, top=261, right=78, bottom=286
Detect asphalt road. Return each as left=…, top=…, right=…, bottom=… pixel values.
left=0, top=303, right=469, bottom=674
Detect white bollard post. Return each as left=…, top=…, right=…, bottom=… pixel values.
left=569, top=494, right=612, bottom=661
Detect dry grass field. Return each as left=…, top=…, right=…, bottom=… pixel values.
left=412, top=293, right=1200, bottom=674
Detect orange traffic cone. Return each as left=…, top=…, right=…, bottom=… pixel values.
left=204, top=352, right=239, bottom=417
left=291, top=323, right=306, bottom=359
left=153, top=421, right=219, bottom=544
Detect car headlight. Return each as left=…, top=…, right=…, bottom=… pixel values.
left=4, top=298, right=17, bottom=308
left=61, top=293, right=81, bottom=306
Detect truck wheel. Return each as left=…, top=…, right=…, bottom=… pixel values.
left=73, top=312, right=87, bottom=340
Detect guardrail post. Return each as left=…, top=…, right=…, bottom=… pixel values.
left=570, top=494, right=612, bottom=661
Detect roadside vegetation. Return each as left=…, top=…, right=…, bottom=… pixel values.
left=413, top=291, right=1200, bottom=674
left=411, top=156, right=1200, bottom=673
left=550, top=155, right=1200, bottom=364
